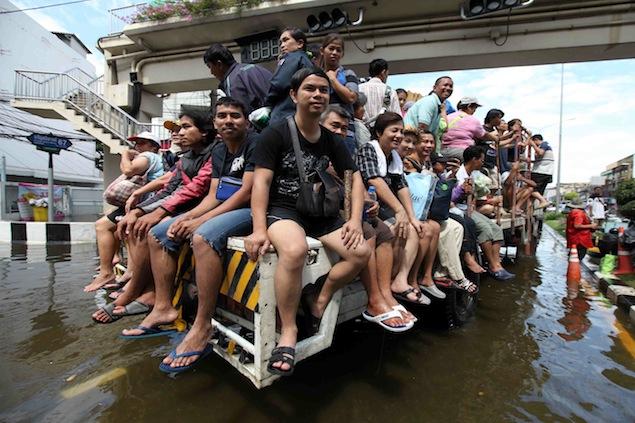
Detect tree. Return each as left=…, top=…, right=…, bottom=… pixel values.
left=615, top=178, right=635, bottom=219
left=563, top=191, right=579, bottom=202
left=615, top=178, right=635, bottom=206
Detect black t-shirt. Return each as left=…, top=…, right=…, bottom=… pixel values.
left=211, top=134, right=256, bottom=179
left=254, top=119, right=358, bottom=209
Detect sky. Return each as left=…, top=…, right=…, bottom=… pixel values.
left=9, top=0, right=635, bottom=184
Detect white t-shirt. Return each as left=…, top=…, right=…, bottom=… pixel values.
left=591, top=198, right=605, bottom=219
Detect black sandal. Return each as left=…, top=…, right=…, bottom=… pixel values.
left=267, top=346, right=296, bottom=376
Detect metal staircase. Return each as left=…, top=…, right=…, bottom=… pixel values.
left=12, top=68, right=153, bottom=154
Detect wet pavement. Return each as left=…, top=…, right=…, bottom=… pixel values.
left=0, top=231, right=634, bottom=423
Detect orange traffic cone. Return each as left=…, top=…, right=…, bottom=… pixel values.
left=614, top=227, right=634, bottom=275
left=566, top=245, right=581, bottom=283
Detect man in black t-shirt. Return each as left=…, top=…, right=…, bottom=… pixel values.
left=122, top=98, right=256, bottom=374
left=245, top=68, right=371, bottom=376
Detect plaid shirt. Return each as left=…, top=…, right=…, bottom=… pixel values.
left=356, top=142, right=407, bottom=193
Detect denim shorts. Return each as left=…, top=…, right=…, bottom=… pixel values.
left=150, top=208, right=252, bottom=254
left=149, top=215, right=183, bottom=253
left=193, top=208, right=253, bottom=254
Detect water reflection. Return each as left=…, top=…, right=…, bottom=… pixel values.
left=0, top=235, right=634, bottom=422
left=557, top=279, right=592, bottom=342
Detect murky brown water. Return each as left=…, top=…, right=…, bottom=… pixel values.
left=1, top=231, right=634, bottom=423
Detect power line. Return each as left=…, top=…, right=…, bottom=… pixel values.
left=0, top=0, right=91, bottom=15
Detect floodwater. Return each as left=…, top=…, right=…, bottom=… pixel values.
left=0, top=232, right=634, bottom=423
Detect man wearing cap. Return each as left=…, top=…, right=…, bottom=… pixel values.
left=84, top=131, right=164, bottom=292
left=162, top=120, right=184, bottom=170
left=441, top=96, right=498, bottom=162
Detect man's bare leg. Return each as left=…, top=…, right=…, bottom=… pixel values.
left=311, top=227, right=371, bottom=317
left=121, top=234, right=179, bottom=336
left=163, top=234, right=224, bottom=368
left=91, top=235, right=153, bottom=322
left=85, top=217, right=117, bottom=291
left=267, top=220, right=308, bottom=372
left=481, top=240, right=503, bottom=272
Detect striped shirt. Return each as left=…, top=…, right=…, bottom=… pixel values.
left=359, top=77, right=401, bottom=122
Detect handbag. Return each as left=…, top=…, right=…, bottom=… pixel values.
left=428, top=177, right=456, bottom=222
left=406, top=172, right=438, bottom=220
left=216, top=176, right=243, bottom=201
left=287, top=116, right=341, bottom=218
left=103, top=173, right=147, bottom=207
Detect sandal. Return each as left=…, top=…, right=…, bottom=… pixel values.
left=393, top=287, right=430, bottom=305
left=267, top=346, right=295, bottom=376
left=455, top=278, right=479, bottom=294
left=362, top=309, right=413, bottom=332
left=392, top=304, right=417, bottom=323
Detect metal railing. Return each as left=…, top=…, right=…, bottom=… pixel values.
left=13, top=69, right=160, bottom=147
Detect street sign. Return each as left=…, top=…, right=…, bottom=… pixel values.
left=27, top=133, right=72, bottom=154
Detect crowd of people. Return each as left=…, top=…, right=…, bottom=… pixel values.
left=87, top=28, right=554, bottom=376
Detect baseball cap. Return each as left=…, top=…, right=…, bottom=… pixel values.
left=128, top=131, right=160, bottom=147
left=457, top=96, right=481, bottom=108
left=163, top=119, right=181, bottom=132
left=430, top=152, right=449, bottom=164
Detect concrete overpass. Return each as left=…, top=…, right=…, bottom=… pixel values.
left=96, top=0, right=635, bottom=119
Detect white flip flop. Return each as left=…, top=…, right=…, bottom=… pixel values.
left=362, top=309, right=414, bottom=333
left=392, top=304, right=418, bottom=323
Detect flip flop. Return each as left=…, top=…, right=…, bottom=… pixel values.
left=455, top=278, right=479, bottom=294
left=102, top=280, right=125, bottom=291
left=108, top=288, right=125, bottom=300
left=159, top=344, right=214, bottom=374
left=392, top=287, right=430, bottom=305
left=392, top=304, right=417, bottom=323
left=120, top=324, right=178, bottom=339
left=114, top=300, right=152, bottom=317
left=92, top=302, right=121, bottom=324
left=362, top=309, right=413, bottom=333
left=267, top=346, right=296, bottom=376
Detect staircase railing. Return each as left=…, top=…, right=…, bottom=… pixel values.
left=14, top=69, right=151, bottom=146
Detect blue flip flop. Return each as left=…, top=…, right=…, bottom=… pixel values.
left=119, top=325, right=177, bottom=340
left=159, top=343, right=214, bottom=374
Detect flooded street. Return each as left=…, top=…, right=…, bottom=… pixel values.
left=0, top=231, right=634, bottom=423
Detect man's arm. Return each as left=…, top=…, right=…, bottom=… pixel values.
left=245, top=167, right=273, bottom=260
left=120, top=151, right=149, bottom=177
left=160, top=159, right=213, bottom=214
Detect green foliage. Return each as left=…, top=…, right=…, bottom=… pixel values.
left=544, top=211, right=562, bottom=221
left=615, top=178, right=635, bottom=206
left=563, top=191, right=579, bottom=201
left=131, top=0, right=267, bottom=23
left=619, top=199, right=635, bottom=220
left=545, top=218, right=565, bottom=236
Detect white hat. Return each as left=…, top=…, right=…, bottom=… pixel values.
left=128, top=131, right=160, bottom=147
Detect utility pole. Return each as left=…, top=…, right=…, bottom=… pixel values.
left=555, top=63, right=564, bottom=208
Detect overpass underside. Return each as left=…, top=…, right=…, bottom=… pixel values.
left=98, top=0, right=635, bottom=119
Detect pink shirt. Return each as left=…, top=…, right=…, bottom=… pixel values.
left=441, top=111, right=486, bottom=150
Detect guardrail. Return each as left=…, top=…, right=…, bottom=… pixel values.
left=13, top=69, right=170, bottom=146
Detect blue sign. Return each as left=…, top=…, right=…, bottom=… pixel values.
left=27, top=133, right=72, bottom=152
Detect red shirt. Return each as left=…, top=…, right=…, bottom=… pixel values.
left=566, top=209, right=593, bottom=248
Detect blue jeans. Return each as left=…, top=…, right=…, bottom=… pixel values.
left=149, top=208, right=252, bottom=254
left=193, top=208, right=252, bottom=254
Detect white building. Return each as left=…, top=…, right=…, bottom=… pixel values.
left=0, top=0, right=103, bottom=220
